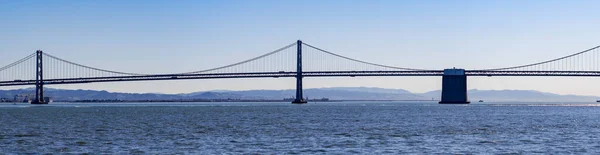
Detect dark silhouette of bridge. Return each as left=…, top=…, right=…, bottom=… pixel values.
left=1, top=40, right=599, bottom=104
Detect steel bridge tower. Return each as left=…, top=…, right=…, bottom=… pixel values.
left=31, top=50, right=48, bottom=104
left=292, top=40, right=307, bottom=104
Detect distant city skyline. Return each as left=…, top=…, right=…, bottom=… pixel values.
left=2, top=0, right=600, bottom=96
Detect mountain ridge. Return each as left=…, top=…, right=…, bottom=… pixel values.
left=0, top=87, right=597, bottom=102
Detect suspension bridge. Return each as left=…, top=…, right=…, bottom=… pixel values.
left=1, top=40, right=599, bottom=104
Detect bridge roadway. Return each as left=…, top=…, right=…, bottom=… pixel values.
left=1, top=70, right=600, bottom=87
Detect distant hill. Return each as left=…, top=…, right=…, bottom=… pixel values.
left=422, top=89, right=599, bottom=102
left=0, top=87, right=597, bottom=102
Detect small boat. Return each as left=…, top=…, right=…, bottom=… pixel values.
left=597, top=100, right=600, bottom=103
left=478, top=100, right=484, bottom=102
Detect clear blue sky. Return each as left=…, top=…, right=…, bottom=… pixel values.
left=2, top=0, right=600, bottom=95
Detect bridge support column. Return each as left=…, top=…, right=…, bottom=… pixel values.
left=32, top=50, right=48, bottom=104
left=439, top=69, right=469, bottom=104
left=292, top=40, right=307, bottom=104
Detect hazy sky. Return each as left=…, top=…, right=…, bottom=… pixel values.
left=2, top=0, right=600, bottom=96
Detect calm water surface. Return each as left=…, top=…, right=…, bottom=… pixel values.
left=0, top=102, right=599, bottom=154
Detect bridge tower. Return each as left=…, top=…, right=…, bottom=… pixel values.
left=439, top=69, right=469, bottom=104
left=31, top=50, right=48, bottom=104
left=292, top=40, right=307, bottom=104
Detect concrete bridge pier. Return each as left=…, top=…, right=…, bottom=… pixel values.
left=439, top=69, right=470, bottom=104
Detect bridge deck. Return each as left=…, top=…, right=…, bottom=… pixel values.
left=1, top=70, right=599, bottom=86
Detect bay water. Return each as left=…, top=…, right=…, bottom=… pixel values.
left=0, top=102, right=599, bottom=154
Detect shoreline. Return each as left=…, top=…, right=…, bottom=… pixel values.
left=60, top=99, right=437, bottom=103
